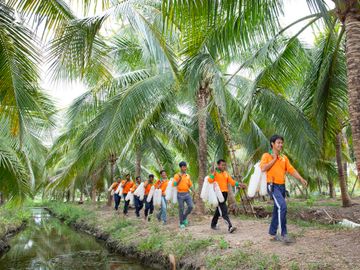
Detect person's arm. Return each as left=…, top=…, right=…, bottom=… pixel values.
left=208, top=163, right=216, bottom=183
left=144, top=180, right=149, bottom=188
left=228, top=174, right=247, bottom=189
left=286, top=157, right=308, bottom=187
left=108, top=183, right=114, bottom=192
left=260, top=153, right=277, bottom=172
left=290, top=170, right=308, bottom=187
left=173, top=174, right=180, bottom=186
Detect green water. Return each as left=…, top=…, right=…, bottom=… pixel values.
left=0, top=208, right=147, bottom=270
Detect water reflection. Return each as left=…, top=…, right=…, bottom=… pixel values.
left=0, top=208, right=147, bottom=270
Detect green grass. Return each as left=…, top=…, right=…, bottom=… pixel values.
left=166, top=234, right=214, bottom=258
left=0, top=205, right=31, bottom=237
left=44, top=201, right=95, bottom=225
left=205, top=249, right=281, bottom=270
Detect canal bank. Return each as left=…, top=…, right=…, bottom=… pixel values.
left=0, top=207, right=30, bottom=257
left=0, top=208, right=153, bottom=269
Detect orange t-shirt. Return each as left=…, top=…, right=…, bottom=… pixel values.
left=121, top=180, right=134, bottom=194
left=173, top=173, right=192, bottom=193
left=260, top=153, right=295, bottom=184
left=130, top=183, right=138, bottom=193
left=155, top=179, right=169, bottom=195
left=208, top=170, right=236, bottom=192
left=111, top=182, right=120, bottom=191
left=144, top=180, right=154, bottom=195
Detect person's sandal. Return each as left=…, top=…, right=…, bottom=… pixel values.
left=228, top=226, right=237, bottom=233
left=270, top=235, right=282, bottom=241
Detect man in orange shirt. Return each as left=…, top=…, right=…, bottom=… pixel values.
left=209, top=159, right=246, bottom=233
left=155, top=170, right=169, bottom=224
left=108, top=177, right=122, bottom=211
left=144, top=174, right=155, bottom=221
left=132, top=176, right=143, bottom=218
left=260, top=135, right=307, bottom=243
left=173, top=161, right=194, bottom=228
left=121, top=174, right=134, bottom=216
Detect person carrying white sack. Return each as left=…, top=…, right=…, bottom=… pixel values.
left=132, top=176, right=143, bottom=218
left=209, top=159, right=247, bottom=233
left=155, top=170, right=169, bottom=225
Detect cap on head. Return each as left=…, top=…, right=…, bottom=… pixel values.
left=179, top=161, right=187, bottom=168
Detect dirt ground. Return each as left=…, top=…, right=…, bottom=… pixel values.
left=81, top=198, right=360, bottom=270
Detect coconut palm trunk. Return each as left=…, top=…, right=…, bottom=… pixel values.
left=342, top=3, right=360, bottom=177
left=328, top=177, right=335, bottom=198
left=107, top=153, right=117, bottom=206
left=335, top=133, right=352, bottom=207
left=135, top=145, right=142, bottom=177
left=195, top=82, right=210, bottom=214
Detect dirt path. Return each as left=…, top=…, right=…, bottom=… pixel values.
left=85, top=203, right=360, bottom=269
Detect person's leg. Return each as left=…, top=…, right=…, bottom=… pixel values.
left=211, top=206, right=220, bottom=228
left=218, top=192, right=233, bottom=229
left=114, top=194, right=120, bottom=210
left=177, top=193, right=185, bottom=225
left=160, top=196, right=167, bottom=223
left=144, top=196, right=149, bottom=217
left=270, top=185, right=287, bottom=236
left=123, top=194, right=129, bottom=214
left=268, top=185, right=279, bottom=236
left=149, top=199, right=154, bottom=215
left=134, top=196, right=140, bottom=217
left=183, top=193, right=193, bottom=221
left=279, top=185, right=287, bottom=236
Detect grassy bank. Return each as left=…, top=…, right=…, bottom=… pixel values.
left=0, top=205, right=31, bottom=255
left=44, top=201, right=282, bottom=270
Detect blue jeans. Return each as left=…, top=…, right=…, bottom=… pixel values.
left=134, top=195, right=144, bottom=217
left=177, top=192, right=193, bottom=225
left=114, top=193, right=121, bottom=210
left=144, top=195, right=154, bottom=218
left=157, top=196, right=167, bottom=222
left=268, top=184, right=287, bottom=236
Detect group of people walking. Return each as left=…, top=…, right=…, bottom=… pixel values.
left=108, top=135, right=308, bottom=242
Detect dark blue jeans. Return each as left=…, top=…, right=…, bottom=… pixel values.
left=177, top=192, right=193, bottom=225
left=123, top=193, right=130, bottom=214
left=134, top=195, right=144, bottom=217
left=114, top=193, right=121, bottom=210
left=144, top=195, right=154, bottom=218
left=268, top=184, right=287, bottom=236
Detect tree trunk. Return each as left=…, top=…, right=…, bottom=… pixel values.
left=335, top=133, right=352, bottom=207
left=328, top=177, right=335, bottom=198
left=135, top=145, right=142, bottom=177
left=344, top=10, right=360, bottom=177
left=317, top=177, right=322, bottom=194
left=107, top=153, right=117, bottom=206
left=0, top=192, right=3, bottom=205
left=91, top=173, right=97, bottom=203
left=195, top=82, right=210, bottom=214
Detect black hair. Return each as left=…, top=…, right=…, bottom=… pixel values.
left=135, top=176, right=141, bottom=180
left=149, top=174, right=154, bottom=178
left=159, top=170, right=166, bottom=174
left=179, top=161, right=187, bottom=167
left=270, top=134, right=284, bottom=148
left=217, top=159, right=226, bottom=165
left=116, top=176, right=121, bottom=180
left=125, top=173, right=130, bottom=177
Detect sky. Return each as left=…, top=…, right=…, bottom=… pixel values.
left=42, top=0, right=335, bottom=110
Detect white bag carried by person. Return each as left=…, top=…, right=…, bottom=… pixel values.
left=214, top=182, right=225, bottom=203
left=147, top=186, right=155, bottom=202
left=247, top=162, right=267, bottom=197
left=125, top=192, right=134, bottom=205
left=134, top=182, right=145, bottom=200
left=115, top=183, right=123, bottom=195
left=200, top=176, right=210, bottom=201
left=259, top=172, right=268, bottom=196
left=171, top=187, right=178, bottom=204
left=207, top=184, right=218, bottom=207
left=165, top=179, right=173, bottom=200
left=153, top=189, right=162, bottom=206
